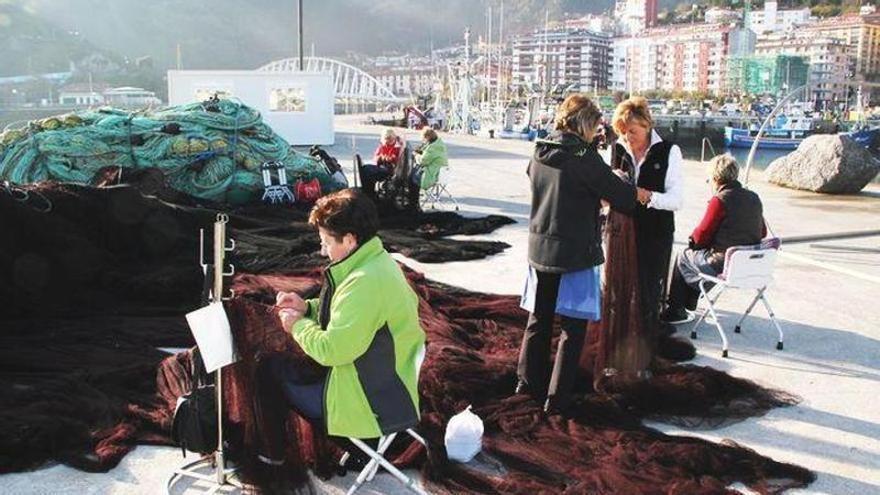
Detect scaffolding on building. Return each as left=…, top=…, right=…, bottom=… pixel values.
left=727, top=55, right=809, bottom=96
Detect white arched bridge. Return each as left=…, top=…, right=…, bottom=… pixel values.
left=258, top=57, right=406, bottom=106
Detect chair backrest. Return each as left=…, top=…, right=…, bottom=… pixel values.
left=393, top=145, right=412, bottom=182
left=722, top=243, right=778, bottom=289
left=722, top=237, right=780, bottom=269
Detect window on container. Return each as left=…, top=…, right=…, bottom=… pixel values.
left=269, top=87, right=307, bottom=113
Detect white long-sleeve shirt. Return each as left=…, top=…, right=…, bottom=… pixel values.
left=619, top=129, right=684, bottom=212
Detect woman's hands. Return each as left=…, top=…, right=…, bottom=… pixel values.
left=276, top=291, right=306, bottom=313
left=278, top=308, right=303, bottom=331
left=276, top=291, right=307, bottom=331
left=636, top=187, right=653, bottom=205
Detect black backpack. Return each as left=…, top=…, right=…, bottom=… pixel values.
left=170, top=347, right=218, bottom=456
left=309, top=145, right=343, bottom=174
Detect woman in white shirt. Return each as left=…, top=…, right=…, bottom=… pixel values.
left=609, top=97, right=684, bottom=338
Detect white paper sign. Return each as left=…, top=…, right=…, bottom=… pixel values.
left=185, top=302, right=239, bottom=373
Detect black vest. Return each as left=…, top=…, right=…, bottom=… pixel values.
left=611, top=141, right=675, bottom=236
left=713, top=181, right=764, bottom=254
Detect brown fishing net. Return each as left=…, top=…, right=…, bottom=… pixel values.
left=584, top=210, right=655, bottom=393
left=0, top=179, right=511, bottom=474
left=0, top=180, right=814, bottom=494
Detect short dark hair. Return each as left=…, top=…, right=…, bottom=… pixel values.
left=422, top=128, right=438, bottom=142
left=308, top=188, right=379, bottom=244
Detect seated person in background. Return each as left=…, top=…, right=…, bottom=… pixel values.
left=434, top=107, right=446, bottom=130
left=407, top=128, right=448, bottom=206
left=359, top=128, right=405, bottom=196
left=662, top=154, right=766, bottom=324
left=256, top=189, right=425, bottom=466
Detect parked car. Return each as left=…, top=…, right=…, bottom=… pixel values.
left=718, top=103, right=741, bottom=116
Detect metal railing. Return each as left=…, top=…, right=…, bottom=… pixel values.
left=701, top=137, right=717, bottom=164
left=744, top=84, right=808, bottom=187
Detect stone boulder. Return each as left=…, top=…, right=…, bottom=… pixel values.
left=765, top=134, right=880, bottom=194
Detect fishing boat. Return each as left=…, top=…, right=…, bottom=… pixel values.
left=724, top=115, right=815, bottom=150
left=497, top=126, right=537, bottom=140
left=842, top=125, right=880, bottom=147
left=726, top=118, right=880, bottom=149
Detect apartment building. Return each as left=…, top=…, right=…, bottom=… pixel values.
left=803, top=14, right=880, bottom=82
left=512, top=29, right=611, bottom=92
left=623, top=23, right=752, bottom=95
left=746, top=1, right=812, bottom=34
left=756, top=35, right=852, bottom=103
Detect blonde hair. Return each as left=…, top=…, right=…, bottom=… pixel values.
left=709, top=153, right=739, bottom=185
left=611, top=96, right=654, bottom=136
left=554, top=94, right=602, bottom=142
left=382, top=128, right=397, bottom=140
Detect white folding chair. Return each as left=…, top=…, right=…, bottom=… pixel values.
left=690, top=238, right=784, bottom=358
left=338, top=345, right=428, bottom=495
left=420, top=167, right=460, bottom=211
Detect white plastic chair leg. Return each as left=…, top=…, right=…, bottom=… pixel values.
left=365, top=434, right=397, bottom=482
left=439, top=184, right=460, bottom=211
left=734, top=288, right=763, bottom=334
left=406, top=428, right=427, bottom=446
left=693, top=280, right=729, bottom=357
left=691, top=283, right=723, bottom=338
left=705, top=293, right=729, bottom=358
left=690, top=289, right=710, bottom=339
left=346, top=437, right=427, bottom=495
left=759, top=291, right=785, bottom=350
left=339, top=434, right=396, bottom=486
left=420, top=189, right=437, bottom=210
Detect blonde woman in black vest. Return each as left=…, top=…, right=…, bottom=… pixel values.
left=610, top=97, right=684, bottom=337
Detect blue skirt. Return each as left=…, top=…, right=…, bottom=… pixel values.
left=520, top=266, right=601, bottom=321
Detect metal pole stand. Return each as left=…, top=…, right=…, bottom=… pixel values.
left=168, top=213, right=242, bottom=494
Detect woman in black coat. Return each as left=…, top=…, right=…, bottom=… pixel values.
left=517, top=94, right=648, bottom=413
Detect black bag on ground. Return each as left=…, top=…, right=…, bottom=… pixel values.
left=170, top=347, right=217, bottom=456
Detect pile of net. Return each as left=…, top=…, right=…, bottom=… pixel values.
left=0, top=99, right=336, bottom=204
left=0, top=181, right=814, bottom=493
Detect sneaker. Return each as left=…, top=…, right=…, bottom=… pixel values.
left=661, top=306, right=692, bottom=325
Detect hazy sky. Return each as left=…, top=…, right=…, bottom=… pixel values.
left=19, top=0, right=507, bottom=69
left=12, top=0, right=619, bottom=70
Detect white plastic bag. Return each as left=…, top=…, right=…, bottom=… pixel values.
left=444, top=405, right=483, bottom=463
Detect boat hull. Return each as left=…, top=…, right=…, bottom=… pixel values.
left=844, top=127, right=880, bottom=147
left=497, top=129, right=536, bottom=140
left=724, top=127, right=802, bottom=150
left=723, top=126, right=879, bottom=150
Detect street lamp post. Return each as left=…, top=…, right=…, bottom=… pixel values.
left=297, top=0, right=304, bottom=70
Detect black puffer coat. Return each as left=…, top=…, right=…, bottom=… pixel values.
left=527, top=131, right=637, bottom=273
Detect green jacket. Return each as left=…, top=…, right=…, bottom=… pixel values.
left=417, top=138, right=448, bottom=189
left=291, top=236, right=425, bottom=438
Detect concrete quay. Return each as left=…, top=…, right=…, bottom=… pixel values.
left=1, top=116, right=877, bottom=494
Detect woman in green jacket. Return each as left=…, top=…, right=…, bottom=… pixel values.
left=257, top=188, right=425, bottom=465
left=411, top=127, right=448, bottom=190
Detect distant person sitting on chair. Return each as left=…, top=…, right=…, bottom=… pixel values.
left=662, top=154, right=766, bottom=325
left=255, top=188, right=425, bottom=469
left=359, top=128, right=405, bottom=197
left=408, top=128, right=448, bottom=207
